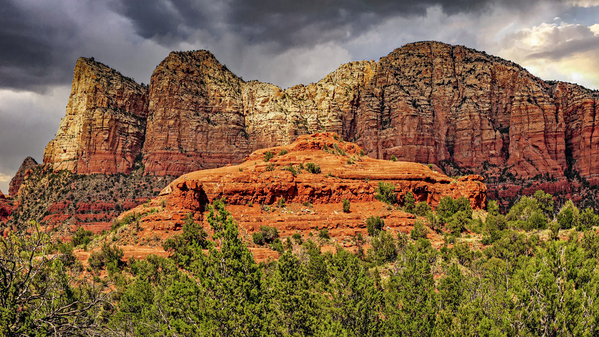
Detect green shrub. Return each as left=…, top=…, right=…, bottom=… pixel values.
left=533, top=190, right=554, bottom=216
left=366, top=216, right=385, bottom=236
left=577, top=207, right=599, bottom=231
left=88, top=251, right=104, bottom=271
left=447, top=211, right=471, bottom=235
left=270, top=238, right=284, bottom=253
left=342, top=198, right=351, bottom=213
left=558, top=200, right=579, bottom=229
left=283, top=166, right=298, bottom=176
left=371, top=231, right=397, bottom=264
left=264, top=151, right=275, bottom=162
left=71, top=226, right=93, bottom=247
left=375, top=182, right=397, bottom=205
left=292, top=233, right=303, bottom=245
left=259, top=225, right=280, bottom=243
left=277, top=197, right=286, bottom=208
left=319, top=229, right=330, bottom=240
left=279, top=149, right=288, bottom=156
left=266, top=163, right=275, bottom=171
left=305, top=162, right=321, bottom=174
left=390, top=155, right=397, bottom=162
left=403, top=192, right=416, bottom=213
left=526, top=211, right=548, bottom=230
left=414, top=202, right=432, bottom=216
left=410, top=220, right=428, bottom=240
left=252, top=232, right=265, bottom=245
left=437, top=196, right=457, bottom=219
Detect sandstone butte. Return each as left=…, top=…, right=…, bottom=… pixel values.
left=108, top=133, right=486, bottom=262
left=35, top=40, right=599, bottom=210
left=8, top=156, right=38, bottom=197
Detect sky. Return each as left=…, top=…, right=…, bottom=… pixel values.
left=1, top=0, right=598, bottom=194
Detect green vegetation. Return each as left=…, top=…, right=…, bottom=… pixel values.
left=342, top=198, right=351, bottom=213
left=390, top=154, right=397, bottom=162
left=305, top=162, right=321, bottom=174
left=375, top=181, right=397, bottom=205
left=5, top=191, right=599, bottom=335
left=263, top=150, right=275, bottom=162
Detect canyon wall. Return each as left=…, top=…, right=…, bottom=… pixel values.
left=39, top=41, right=599, bottom=205
left=43, top=57, right=149, bottom=174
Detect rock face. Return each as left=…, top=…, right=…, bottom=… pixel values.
left=43, top=57, right=148, bottom=174
left=142, top=51, right=250, bottom=176
left=0, top=190, right=12, bottom=223
left=39, top=41, right=599, bottom=208
left=126, top=133, right=486, bottom=236
left=8, top=157, right=38, bottom=197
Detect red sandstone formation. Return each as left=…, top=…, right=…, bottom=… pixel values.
left=0, top=190, right=12, bottom=223
left=43, top=57, right=148, bottom=174
left=8, top=157, right=38, bottom=197
left=34, top=41, right=599, bottom=210
left=118, top=133, right=486, bottom=248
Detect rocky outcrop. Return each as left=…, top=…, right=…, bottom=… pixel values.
left=142, top=51, right=250, bottom=176
left=39, top=41, right=599, bottom=209
left=43, top=57, right=148, bottom=174
left=0, top=190, right=12, bottom=223
left=125, top=133, right=486, bottom=235
left=8, top=157, right=38, bottom=197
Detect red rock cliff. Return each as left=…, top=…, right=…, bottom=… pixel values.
left=8, top=156, right=38, bottom=197
left=41, top=42, right=599, bottom=204
left=43, top=57, right=148, bottom=174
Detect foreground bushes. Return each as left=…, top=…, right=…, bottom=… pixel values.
left=5, top=192, right=599, bottom=336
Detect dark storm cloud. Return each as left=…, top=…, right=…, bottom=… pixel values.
left=0, top=1, right=76, bottom=91
left=118, top=0, right=564, bottom=51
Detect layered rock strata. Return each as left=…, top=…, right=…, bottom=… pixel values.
left=43, top=57, right=148, bottom=174
left=122, top=133, right=486, bottom=238
left=8, top=156, right=38, bottom=197
left=39, top=41, right=599, bottom=208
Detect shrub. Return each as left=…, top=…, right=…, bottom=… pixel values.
left=533, top=190, right=554, bottom=216
left=88, top=251, right=104, bottom=271
left=390, top=155, right=397, bottom=162
left=403, top=192, right=415, bottom=213
left=71, top=226, right=93, bottom=247
left=319, top=229, right=330, bottom=240
left=366, top=216, right=385, bottom=236
left=279, top=149, right=288, bottom=156
left=437, top=196, right=457, bottom=219
left=371, top=231, right=397, bottom=264
left=259, top=225, right=280, bottom=243
left=414, top=202, right=432, bottom=216
left=266, top=163, right=275, bottom=171
left=558, top=200, right=579, bottom=229
left=283, top=166, right=298, bottom=176
left=447, top=211, right=471, bottom=235
left=410, top=220, right=428, bottom=240
left=277, top=197, right=286, bottom=208
left=292, top=233, right=303, bottom=245
left=264, top=151, right=275, bottom=162
left=526, top=211, right=548, bottom=230
left=375, top=182, right=397, bottom=205
left=577, top=208, right=599, bottom=231
left=270, top=238, right=284, bottom=253
left=342, top=198, right=350, bottom=213
left=305, top=162, right=321, bottom=174
left=252, top=232, right=265, bottom=245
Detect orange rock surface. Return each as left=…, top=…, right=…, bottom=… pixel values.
left=115, top=133, right=486, bottom=257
